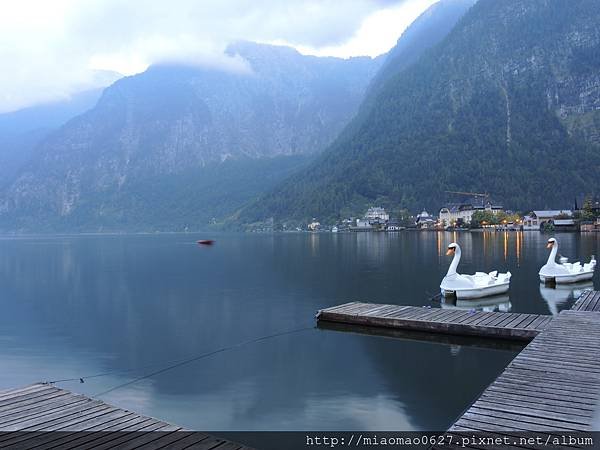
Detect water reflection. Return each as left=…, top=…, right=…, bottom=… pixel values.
left=516, top=231, right=522, bottom=266
left=0, top=232, right=597, bottom=432
left=538, top=282, right=594, bottom=316
left=441, top=295, right=512, bottom=312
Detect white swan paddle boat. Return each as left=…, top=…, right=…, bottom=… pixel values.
left=539, top=237, right=596, bottom=284
left=440, top=243, right=511, bottom=299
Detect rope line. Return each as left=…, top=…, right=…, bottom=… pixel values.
left=46, top=324, right=314, bottom=396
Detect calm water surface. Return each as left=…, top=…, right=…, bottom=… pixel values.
left=0, top=231, right=598, bottom=432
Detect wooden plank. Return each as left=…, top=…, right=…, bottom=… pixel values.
left=490, top=313, right=522, bottom=328
left=15, top=404, right=113, bottom=432
left=53, top=418, right=164, bottom=450
left=502, top=314, right=534, bottom=329
left=572, top=290, right=593, bottom=310
left=378, top=305, right=412, bottom=317
left=452, top=311, right=483, bottom=324
left=479, top=392, right=594, bottom=417
left=0, top=390, right=71, bottom=416
left=0, top=387, right=61, bottom=409
left=584, top=291, right=600, bottom=310
left=487, top=383, right=598, bottom=406
left=447, top=308, right=600, bottom=434
left=0, top=383, right=254, bottom=449
left=0, top=405, right=112, bottom=447
left=466, top=311, right=503, bottom=326
left=0, top=395, right=89, bottom=426
left=527, top=315, right=553, bottom=330
left=590, top=292, right=600, bottom=311
left=583, top=292, right=600, bottom=312
left=363, top=304, right=403, bottom=317
left=0, top=399, right=102, bottom=431
left=387, top=306, right=431, bottom=319
left=512, top=314, right=540, bottom=330
left=358, top=304, right=393, bottom=316
left=482, top=388, right=596, bottom=410
left=0, top=384, right=54, bottom=401
left=146, top=432, right=212, bottom=450
left=83, top=423, right=180, bottom=450
left=321, top=301, right=358, bottom=313
left=491, top=377, right=600, bottom=398
left=465, top=406, right=585, bottom=431
left=429, top=309, right=469, bottom=323
left=444, top=311, right=482, bottom=325
left=97, top=425, right=182, bottom=450
left=9, top=411, right=137, bottom=449
left=123, top=431, right=204, bottom=450
left=408, top=308, right=449, bottom=322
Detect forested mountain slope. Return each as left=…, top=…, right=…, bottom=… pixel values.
left=242, top=0, right=600, bottom=224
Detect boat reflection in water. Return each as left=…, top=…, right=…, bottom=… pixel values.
left=539, top=282, right=594, bottom=316
left=440, top=294, right=511, bottom=313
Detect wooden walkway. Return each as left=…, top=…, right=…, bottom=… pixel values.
left=0, top=383, right=253, bottom=449
left=317, top=302, right=552, bottom=341
left=571, top=289, right=600, bottom=312
left=447, top=310, right=600, bottom=439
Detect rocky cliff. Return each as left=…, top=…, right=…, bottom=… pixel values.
left=0, top=42, right=382, bottom=231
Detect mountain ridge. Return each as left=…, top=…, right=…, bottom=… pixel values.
left=0, top=42, right=382, bottom=231
left=239, top=0, right=600, bottom=225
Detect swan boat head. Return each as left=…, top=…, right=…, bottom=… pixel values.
left=446, top=242, right=458, bottom=256
left=445, top=242, right=461, bottom=277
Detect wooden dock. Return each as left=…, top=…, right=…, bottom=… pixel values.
left=571, top=289, right=600, bottom=312
left=0, top=383, right=253, bottom=449
left=447, top=309, right=600, bottom=437
left=319, top=290, right=600, bottom=442
left=317, top=302, right=552, bottom=341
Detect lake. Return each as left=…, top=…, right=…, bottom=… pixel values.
left=0, top=231, right=597, bottom=434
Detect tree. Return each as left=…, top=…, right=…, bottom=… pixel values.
left=581, top=196, right=596, bottom=221
left=471, top=210, right=498, bottom=227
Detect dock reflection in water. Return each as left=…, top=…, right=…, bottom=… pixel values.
left=441, top=294, right=512, bottom=313
left=539, top=281, right=594, bottom=316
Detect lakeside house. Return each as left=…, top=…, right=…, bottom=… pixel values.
left=522, top=210, right=573, bottom=231
left=416, top=210, right=436, bottom=229
left=308, top=219, right=321, bottom=231
left=581, top=218, right=600, bottom=232
left=351, top=207, right=394, bottom=231
left=354, top=218, right=373, bottom=230
left=386, top=218, right=403, bottom=231
left=364, top=207, right=389, bottom=222
left=439, top=200, right=504, bottom=227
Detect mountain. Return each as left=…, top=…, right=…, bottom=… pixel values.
left=364, top=0, right=477, bottom=106
left=0, top=43, right=382, bottom=232
left=241, top=0, right=600, bottom=224
left=0, top=89, right=106, bottom=189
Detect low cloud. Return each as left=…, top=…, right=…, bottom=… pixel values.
left=0, top=0, right=435, bottom=113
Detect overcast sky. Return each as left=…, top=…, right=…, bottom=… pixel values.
left=0, top=0, right=437, bottom=113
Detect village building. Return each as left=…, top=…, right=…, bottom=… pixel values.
left=439, top=201, right=503, bottom=227
left=415, top=210, right=436, bottom=229
left=351, top=206, right=389, bottom=231
left=307, top=219, right=321, bottom=231
left=581, top=218, right=600, bottom=232
left=386, top=218, right=403, bottom=231
left=364, top=207, right=389, bottom=222
left=522, top=210, right=573, bottom=231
